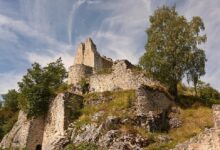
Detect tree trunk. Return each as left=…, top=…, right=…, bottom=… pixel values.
left=169, top=82, right=178, bottom=102
left=173, top=82, right=178, bottom=102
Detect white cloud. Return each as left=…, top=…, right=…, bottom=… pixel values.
left=87, top=0, right=152, bottom=64
left=25, top=49, right=74, bottom=69
left=0, top=72, right=23, bottom=95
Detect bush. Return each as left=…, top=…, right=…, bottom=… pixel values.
left=197, top=81, right=220, bottom=105
left=0, top=107, right=18, bottom=140
left=65, top=95, right=84, bottom=121
left=2, top=89, right=19, bottom=112
left=78, top=78, right=89, bottom=94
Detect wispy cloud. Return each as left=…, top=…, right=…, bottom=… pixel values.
left=0, top=72, right=23, bottom=95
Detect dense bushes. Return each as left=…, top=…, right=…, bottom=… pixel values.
left=178, top=81, right=220, bottom=107
left=0, top=90, right=20, bottom=140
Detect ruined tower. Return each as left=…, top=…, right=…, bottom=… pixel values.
left=68, top=38, right=113, bottom=85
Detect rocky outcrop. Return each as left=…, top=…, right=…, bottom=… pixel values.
left=172, top=105, right=220, bottom=150
left=0, top=111, right=44, bottom=150
left=66, top=86, right=174, bottom=150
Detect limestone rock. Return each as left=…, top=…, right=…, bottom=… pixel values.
left=91, top=111, right=105, bottom=122
left=72, top=123, right=104, bottom=144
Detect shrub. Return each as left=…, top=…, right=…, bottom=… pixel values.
left=65, top=95, right=84, bottom=121
left=78, top=78, right=89, bottom=94
left=2, top=89, right=19, bottom=112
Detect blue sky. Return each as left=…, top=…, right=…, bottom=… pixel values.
left=0, top=0, right=220, bottom=97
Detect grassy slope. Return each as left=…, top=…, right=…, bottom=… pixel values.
left=70, top=90, right=214, bottom=150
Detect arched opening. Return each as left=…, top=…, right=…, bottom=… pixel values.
left=36, top=144, right=42, bottom=150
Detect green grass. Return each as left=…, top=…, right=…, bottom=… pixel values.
left=75, top=90, right=136, bottom=129
left=73, top=89, right=214, bottom=150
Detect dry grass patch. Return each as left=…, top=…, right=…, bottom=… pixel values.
left=169, top=106, right=213, bottom=143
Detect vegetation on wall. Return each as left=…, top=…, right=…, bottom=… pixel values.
left=78, top=78, right=90, bottom=94
left=139, top=6, right=207, bottom=101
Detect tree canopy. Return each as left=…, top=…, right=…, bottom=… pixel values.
left=139, top=6, right=207, bottom=100
left=18, top=58, right=67, bottom=117
left=2, top=89, right=19, bottom=112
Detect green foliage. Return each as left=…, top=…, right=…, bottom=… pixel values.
left=64, top=144, right=75, bottom=150
left=197, top=80, right=220, bottom=105
left=2, top=89, right=19, bottom=112
left=139, top=6, right=207, bottom=100
left=55, top=82, right=71, bottom=94
left=78, top=78, right=89, bottom=94
left=66, top=95, right=84, bottom=121
left=75, top=90, right=136, bottom=129
left=18, top=58, right=67, bottom=117
left=0, top=90, right=20, bottom=140
left=177, top=81, right=220, bottom=107
left=0, top=107, right=18, bottom=140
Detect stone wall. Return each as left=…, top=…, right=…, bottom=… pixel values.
left=42, top=93, right=67, bottom=150
left=0, top=111, right=45, bottom=150
left=42, top=93, right=83, bottom=150
left=89, top=60, right=164, bottom=93
left=136, top=85, right=173, bottom=115
left=68, top=64, right=93, bottom=85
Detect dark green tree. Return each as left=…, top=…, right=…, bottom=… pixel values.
left=2, top=89, right=19, bottom=111
left=139, top=6, right=207, bottom=100
left=18, top=58, right=67, bottom=117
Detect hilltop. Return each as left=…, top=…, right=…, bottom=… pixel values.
left=0, top=38, right=219, bottom=150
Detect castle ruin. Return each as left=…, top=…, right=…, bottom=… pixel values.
left=68, top=38, right=113, bottom=85
left=68, top=38, right=164, bottom=93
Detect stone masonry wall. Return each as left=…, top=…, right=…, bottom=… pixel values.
left=89, top=60, right=163, bottom=93
left=68, top=64, right=93, bottom=85
left=0, top=111, right=45, bottom=150
left=42, top=93, right=66, bottom=150
left=42, top=93, right=83, bottom=150
left=136, top=85, right=173, bottom=115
